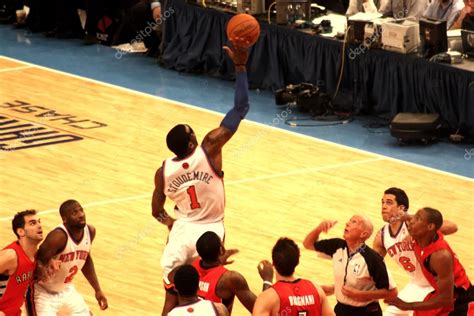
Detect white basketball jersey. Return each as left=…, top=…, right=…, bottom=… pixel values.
left=382, top=222, right=430, bottom=287
left=40, top=224, right=91, bottom=292
left=163, top=146, right=225, bottom=223
left=168, top=299, right=218, bottom=316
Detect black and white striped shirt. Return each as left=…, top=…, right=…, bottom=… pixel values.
left=314, top=238, right=396, bottom=307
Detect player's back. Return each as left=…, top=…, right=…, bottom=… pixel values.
left=163, top=146, right=225, bottom=224
left=272, top=279, right=322, bottom=316
left=168, top=299, right=219, bottom=316
left=192, top=259, right=234, bottom=312
left=39, top=224, right=91, bottom=292
left=382, top=222, right=430, bottom=287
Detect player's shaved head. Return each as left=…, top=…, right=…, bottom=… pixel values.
left=196, top=231, right=222, bottom=261
left=166, top=124, right=194, bottom=158
left=421, top=207, right=443, bottom=231
left=59, top=200, right=79, bottom=218
left=174, top=264, right=199, bottom=297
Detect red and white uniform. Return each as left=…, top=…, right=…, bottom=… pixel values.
left=413, top=232, right=472, bottom=316
left=192, top=260, right=233, bottom=312
left=0, top=241, right=35, bottom=316
left=29, top=225, right=91, bottom=316
left=168, top=299, right=218, bottom=316
left=161, top=147, right=226, bottom=281
left=382, top=222, right=434, bottom=315
left=272, top=279, right=322, bottom=316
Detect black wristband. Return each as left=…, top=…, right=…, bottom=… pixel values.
left=235, top=64, right=246, bottom=66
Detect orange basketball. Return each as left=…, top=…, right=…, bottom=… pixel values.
left=226, top=14, right=261, bottom=47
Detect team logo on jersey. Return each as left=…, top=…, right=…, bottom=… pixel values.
left=352, top=263, right=361, bottom=275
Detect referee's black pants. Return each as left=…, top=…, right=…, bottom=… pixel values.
left=335, top=301, right=382, bottom=316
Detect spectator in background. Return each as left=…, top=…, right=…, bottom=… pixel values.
left=26, top=0, right=83, bottom=38
left=451, top=0, right=474, bottom=29
left=423, top=0, right=465, bottom=29
left=379, top=0, right=428, bottom=18
left=346, top=0, right=380, bottom=16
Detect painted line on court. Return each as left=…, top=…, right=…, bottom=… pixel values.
left=0, top=56, right=472, bottom=182
left=0, top=65, right=34, bottom=73
left=0, top=157, right=383, bottom=221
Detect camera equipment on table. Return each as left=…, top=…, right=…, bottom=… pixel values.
left=276, top=0, right=311, bottom=25
left=419, top=18, right=447, bottom=58
left=275, top=83, right=331, bottom=116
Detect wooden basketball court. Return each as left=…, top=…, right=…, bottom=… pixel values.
left=0, top=56, right=472, bottom=315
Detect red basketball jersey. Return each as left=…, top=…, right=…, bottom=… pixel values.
left=0, top=241, right=35, bottom=316
left=413, top=232, right=471, bottom=316
left=192, top=259, right=233, bottom=311
left=272, top=279, right=322, bottom=316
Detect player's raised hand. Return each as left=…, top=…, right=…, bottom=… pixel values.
left=257, top=260, right=273, bottom=282
left=223, top=43, right=249, bottom=66
left=220, top=248, right=239, bottom=265
left=96, top=290, right=108, bottom=310
left=385, top=297, right=411, bottom=311
left=318, top=220, right=338, bottom=233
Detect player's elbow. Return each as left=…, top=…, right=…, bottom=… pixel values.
left=443, top=224, right=458, bottom=235
left=438, top=291, right=454, bottom=307
left=302, top=238, right=315, bottom=250
left=386, top=287, right=398, bottom=300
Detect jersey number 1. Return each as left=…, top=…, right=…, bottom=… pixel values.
left=186, top=186, right=201, bottom=209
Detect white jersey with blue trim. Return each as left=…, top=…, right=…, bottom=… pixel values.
left=163, top=146, right=225, bottom=223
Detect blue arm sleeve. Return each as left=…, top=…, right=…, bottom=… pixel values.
left=220, top=71, right=250, bottom=133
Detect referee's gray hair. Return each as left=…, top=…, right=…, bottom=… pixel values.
left=359, top=215, right=374, bottom=240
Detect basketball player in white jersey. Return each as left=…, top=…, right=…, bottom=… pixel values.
left=28, top=199, right=108, bottom=315
left=372, top=187, right=458, bottom=316
left=152, top=41, right=250, bottom=295
left=168, top=265, right=229, bottom=316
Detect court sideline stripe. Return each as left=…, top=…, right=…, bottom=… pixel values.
left=0, top=156, right=384, bottom=221
left=0, top=65, right=33, bottom=73
left=0, top=55, right=472, bottom=182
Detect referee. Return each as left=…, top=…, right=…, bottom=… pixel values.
left=303, top=215, right=398, bottom=316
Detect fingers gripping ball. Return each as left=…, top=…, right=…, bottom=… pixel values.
left=226, top=14, right=261, bottom=47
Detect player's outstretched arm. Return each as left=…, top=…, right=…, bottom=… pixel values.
left=202, top=44, right=250, bottom=160
left=215, top=302, right=230, bottom=316
left=314, top=284, right=335, bottom=316
left=372, top=230, right=387, bottom=257
left=225, top=271, right=257, bottom=312
left=35, top=229, right=67, bottom=281
left=152, top=167, right=175, bottom=230
left=439, top=219, right=458, bottom=235
left=252, top=287, right=279, bottom=316
left=303, top=220, right=338, bottom=250
left=386, top=249, right=454, bottom=311
left=81, top=225, right=108, bottom=310
left=257, top=260, right=274, bottom=291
